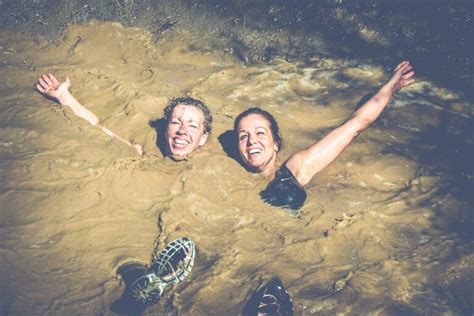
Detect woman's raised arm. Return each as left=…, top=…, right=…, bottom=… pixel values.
left=285, top=61, right=415, bottom=186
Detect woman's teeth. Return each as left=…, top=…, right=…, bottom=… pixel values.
left=249, top=148, right=261, bottom=155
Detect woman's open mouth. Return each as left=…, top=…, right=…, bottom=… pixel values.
left=248, top=148, right=263, bottom=157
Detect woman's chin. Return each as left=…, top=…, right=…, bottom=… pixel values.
left=244, top=161, right=265, bottom=173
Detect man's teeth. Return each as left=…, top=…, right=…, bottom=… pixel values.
left=249, top=148, right=261, bottom=154
left=174, top=139, right=188, bottom=145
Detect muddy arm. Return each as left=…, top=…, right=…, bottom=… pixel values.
left=36, top=73, right=143, bottom=156
left=285, top=61, right=415, bottom=186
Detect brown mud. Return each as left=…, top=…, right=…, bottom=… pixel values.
left=1, top=0, right=472, bottom=100
left=0, top=16, right=472, bottom=316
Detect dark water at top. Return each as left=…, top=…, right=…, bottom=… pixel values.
left=1, top=0, right=472, bottom=99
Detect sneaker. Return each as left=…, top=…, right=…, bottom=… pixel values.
left=128, top=237, right=195, bottom=307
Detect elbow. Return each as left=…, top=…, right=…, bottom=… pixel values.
left=360, top=116, right=373, bottom=130
left=349, top=115, right=372, bottom=134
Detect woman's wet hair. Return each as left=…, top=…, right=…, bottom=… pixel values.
left=234, top=107, right=283, bottom=151
left=164, top=97, right=213, bottom=134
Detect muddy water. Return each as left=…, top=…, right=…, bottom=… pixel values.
left=0, top=22, right=472, bottom=315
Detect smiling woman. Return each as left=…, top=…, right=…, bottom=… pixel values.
left=235, top=107, right=281, bottom=176
left=234, top=61, right=416, bottom=210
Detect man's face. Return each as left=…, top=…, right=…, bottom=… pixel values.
left=166, top=104, right=208, bottom=158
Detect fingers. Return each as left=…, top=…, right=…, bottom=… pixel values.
left=402, top=65, right=413, bottom=74
left=42, top=73, right=53, bottom=86
left=48, top=73, right=59, bottom=86
left=402, top=70, right=415, bottom=80
left=394, top=60, right=409, bottom=72
left=393, top=61, right=416, bottom=85
left=36, top=83, right=46, bottom=93
left=37, top=76, right=50, bottom=91
left=36, top=73, right=61, bottom=94
left=403, top=78, right=416, bottom=87
left=394, top=61, right=415, bottom=81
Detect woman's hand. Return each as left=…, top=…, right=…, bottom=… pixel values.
left=387, top=61, right=416, bottom=94
left=285, top=61, right=417, bottom=186
left=36, top=73, right=71, bottom=102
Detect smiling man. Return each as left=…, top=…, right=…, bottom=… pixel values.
left=36, top=73, right=212, bottom=158
left=163, top=97, right=212, bottom=158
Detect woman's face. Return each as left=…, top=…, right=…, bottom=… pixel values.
left=166, top=104, right=208, bottom=158
left=237, top=113, right=279, bottom=174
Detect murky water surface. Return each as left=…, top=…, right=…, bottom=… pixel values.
left=0, top=22, right=472, bottom=315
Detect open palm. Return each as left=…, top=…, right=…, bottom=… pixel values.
left=36, top=73, right=70, bottom=101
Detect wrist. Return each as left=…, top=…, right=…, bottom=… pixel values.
left=56, top=90, right=72, bottom=105
left=381, top=82, right=396, bottom=97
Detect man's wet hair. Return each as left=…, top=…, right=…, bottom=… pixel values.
left=164, top=97, right=212, bottom=134
left=234, top=107, right=283, bottom=151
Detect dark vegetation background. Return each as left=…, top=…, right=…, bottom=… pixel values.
left=1, top=0, right=472, bottom=100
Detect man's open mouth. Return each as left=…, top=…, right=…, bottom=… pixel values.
left=173, top=138, right=190, bottom=147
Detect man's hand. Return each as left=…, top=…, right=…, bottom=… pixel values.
left=36, top=73, right=71, bottom=102
left=36, top=73, right=144, bottom=157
